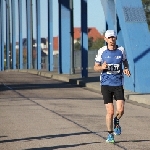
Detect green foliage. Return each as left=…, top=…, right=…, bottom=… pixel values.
left=74, top=42, right=80, bottom=50
left=4, top=47, right=6, bottom=59
left=142, top=0, right=150, bottom=30
left=89, top=38, right=105, bottom=50
left=88, top=37, right=93, bottom=49
left=74, top=37, right=105, bottom=50
left=74, top=38, right=81, bottom=50
left=4, top=47, right=6, bottom=69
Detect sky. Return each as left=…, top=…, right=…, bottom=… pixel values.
left=4, top=0, right=106, bottom=41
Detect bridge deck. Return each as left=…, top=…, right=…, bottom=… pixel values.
left=0, top=71, right=150, bottom=150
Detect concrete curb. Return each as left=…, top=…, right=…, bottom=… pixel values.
left=128, top=94, right=150, bottom=105
left=5, top=69, right=150, bottom=106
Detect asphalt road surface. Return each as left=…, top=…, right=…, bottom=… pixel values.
left=0, top=72, right=150, bottom=150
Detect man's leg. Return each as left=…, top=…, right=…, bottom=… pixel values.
left=113, top=100, right=124, bottom=135
left=105, top=103, right=114, bottom=132
left=101, top=85, right=115, bottom=143
left=113, top=86, right=125, bottom=135
left=116, top=100, right=125, bottom=119
left=115, top=86, right=125, bottom=120
left=105, top=103, right=115, bottom=143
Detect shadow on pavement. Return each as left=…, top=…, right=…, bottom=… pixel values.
left=0, top=82, right=80, bottom=91
left=116, top=139, right=150, bottom=143
left=0, top=132, right=93, bottom=144
left=24, top=142, right=101, bottom=150
left=69, top=76, right=100, bottom=86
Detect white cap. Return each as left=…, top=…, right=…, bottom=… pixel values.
left=105, top=30, right=117, bottom=38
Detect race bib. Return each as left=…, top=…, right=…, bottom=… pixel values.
left=107, top=64, right=120, bottom=74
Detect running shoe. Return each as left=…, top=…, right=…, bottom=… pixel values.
left=106, top=133, right=115, bottom=143
left=114, top=125, right=121, bottom=135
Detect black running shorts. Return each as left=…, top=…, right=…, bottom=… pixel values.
left=101, top=85, right=125, bottom=104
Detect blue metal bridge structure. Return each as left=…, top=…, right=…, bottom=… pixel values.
left=0, top=0, right=150, bottom=93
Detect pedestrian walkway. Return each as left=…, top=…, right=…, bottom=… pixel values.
left=9, top=69, right=150, bottom=107
left=0, top=71, right=150, bottom=150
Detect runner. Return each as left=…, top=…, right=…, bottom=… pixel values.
left=94, top=30, right=131, bottom=143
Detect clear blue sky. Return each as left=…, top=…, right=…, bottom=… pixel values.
left=4, top=0, right=105, bottom=40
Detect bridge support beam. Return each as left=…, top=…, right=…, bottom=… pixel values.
left=36, top=0, right=41, bottom=70
left=26, top=0, right=32, bottom=69
left=116, top=0, right=150, bottom=93
left=58, top=0, right=71, bottom=74
left=18, top=0, right=23, bottom=69
left=11, top=0, right=16, bottom=69
left=0, top=0, right=2, bottom=71
left=81, top=0, right=88, bottom=78
left=101, top=0, right=150, bottom=93
left=0, top=0, right=4, bottom=71
left=6, top=0, right=10, bottom=69
left=48, top=0, right=53, bottom=71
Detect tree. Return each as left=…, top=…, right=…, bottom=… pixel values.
left=88, top=37, right=93, bottom=49
left=142, top=0, right=150, bottom=30
left=74, top=37, right=105, bottom=50
left=89, top=38, right=105, bottom=50
left=16, top=48, right=27, bottom=68
left=74, top=38, right=81, bottom=50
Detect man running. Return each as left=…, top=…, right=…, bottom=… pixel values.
left=94, top=30, right=131, bottom=143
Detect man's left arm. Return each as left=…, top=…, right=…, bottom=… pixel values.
left=123, top=59, right=131, bottom=77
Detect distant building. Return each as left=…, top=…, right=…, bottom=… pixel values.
left=74, top=27, right=104, bottom=43
left=41, top=38, right=47, bottom=49
left=22, top=38, right=46, bottom=49
left=22, top=38, right=36, bottom=48
left=15, top=27, right=103, bottom=56
left=51, top=27, right=104, bottom=54
left=15, top=42, right=19, bottom=50
left=43, top=37, right=58, bottom=55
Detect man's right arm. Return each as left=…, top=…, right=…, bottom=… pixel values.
left=94, top=63, right=102, bottom=72
left=94, top=61, right=108, bottom=72
left=94, top=46, right=108, bottom=72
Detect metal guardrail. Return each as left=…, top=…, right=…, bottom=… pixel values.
left=23, top=50, right=98, bottom=70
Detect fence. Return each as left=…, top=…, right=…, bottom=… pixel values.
left=32, top=50, right=98, bottom=70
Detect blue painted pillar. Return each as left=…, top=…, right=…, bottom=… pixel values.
left=81, top=0, right=88, bottom=77
left=36, top=0, right=41, bottom=70
left=1, top=0, right=4, bottom=71
left=70, top=0, right=75, bottom=74
left=18, top=0, right=23, bottom=69
left=11, top=0, right=16, bottom=69
left=115, top=0, right=150, bottom=93
left=6, top=0, right=10, bottom=69
left=48, top=0, right=53, bottom=71
left=0, top=0, right=1, bottom=71
left=26, top=0, right=32, bottom=69
left=58, top=0, right=71, bottom=74
left=101, top=0, right=116, bottom=31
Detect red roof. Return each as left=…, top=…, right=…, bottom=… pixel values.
left=53, top=37, right=58, bottom=50
left=74, top=27, right=81, bottom=39
left=74, top=27, right=104, bottom=41
left=53, top=27, right=104, bottom=50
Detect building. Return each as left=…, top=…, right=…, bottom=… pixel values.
left=51, top=27, right=104, bottom=54
left=15, top=27, right=103, bottom=55
left=74, top=27, right=104, bottom=43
